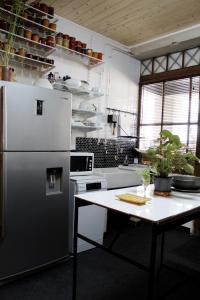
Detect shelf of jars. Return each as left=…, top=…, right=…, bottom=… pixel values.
left=0, top=6, right=57, bottom=36
left=0, top=49, right=55, bottom=73
left=0, top=28, right=55, bottom=57
left=56, top=44, right=104, bottom=69
left=25, top=3, right=58, bottom=24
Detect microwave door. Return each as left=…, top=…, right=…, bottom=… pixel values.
left=70, top=155, right=93, bottom=175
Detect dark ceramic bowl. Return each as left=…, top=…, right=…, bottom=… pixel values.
left=172, top=175, right=200, bottom=190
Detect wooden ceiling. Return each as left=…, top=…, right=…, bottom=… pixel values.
left=45, top=0, right=200, bottom=46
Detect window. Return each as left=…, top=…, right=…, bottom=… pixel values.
left=139, top=76, right=200, bottom=153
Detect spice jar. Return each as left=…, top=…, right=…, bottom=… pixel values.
left=92, top=52, right=98, bottom=59
left=87, top=49, right=93, bottom=57
left=82, top=43, right=87, bottom=49
left=17, top=26, right=25, bottom=36
left=56, top=33, right=63, bottom=46
left=39, top=38, right=46, bottom=45
left=18, top=48, right=26, bottom=56
left=48, top=6, right=54, bottom=18
left=81, top=48, right=87, bottom=55
left=32, top=55, right=39, bottom=60
left=42, top=18, right=49, bottom=27
left=49, top=22, right=57, bottom=31
left=31, top=34, right=40, bottom=43
left=63, top=34, right=69, bottom=48
left=47, top=35, right=54, bottom=42
left=39, top=3, right=48, bottom=14
left=24, top=29, right=32, bottom=39
left=97, top=52, right=103, bottom=60
left=26, top=53, right=32, bottom=59
left=0, top=20, right=8, bottom=30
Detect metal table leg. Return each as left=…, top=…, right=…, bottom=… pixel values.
left=72, top=199, right=79, bottom=300
left=148, top=224, right=163, bottom=300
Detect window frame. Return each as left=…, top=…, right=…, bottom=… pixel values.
left=137, top=75, right=200, bottom=156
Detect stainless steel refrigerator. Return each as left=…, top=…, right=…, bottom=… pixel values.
left=0, top=81, right=71, bottom=282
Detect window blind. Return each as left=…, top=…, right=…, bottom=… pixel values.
left=139, top=76, right=200, bottom=153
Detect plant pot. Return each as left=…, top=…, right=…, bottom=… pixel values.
left=0, top=66, right=12, bottom=81
left=154, top=176, right=172, bottom=195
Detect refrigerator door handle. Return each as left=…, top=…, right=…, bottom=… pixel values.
left=0, top=86, right=7, bottom=150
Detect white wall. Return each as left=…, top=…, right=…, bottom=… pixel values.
left=15, top=16, right=140, bottom=149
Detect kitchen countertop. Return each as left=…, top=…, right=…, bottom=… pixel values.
left=75, top=185, right=200, bottom=224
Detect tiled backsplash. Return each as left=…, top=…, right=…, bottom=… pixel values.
left=76, top=137, right=138, bottom=168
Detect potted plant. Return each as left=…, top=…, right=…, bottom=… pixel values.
left=0, top=0, right=26, bottom=80
left=137, top=130, right=199, bottom=196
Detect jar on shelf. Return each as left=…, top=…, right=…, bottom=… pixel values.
left=26, top=53, right=33, bottom=59
left=49, top=22, right=57, bottom=31
left=97, top=52, right=103, bottom=60
left=87, top=49, right=93, bottom=57
left=39, top=38, right=46, bottom=45
left=0, top=20, right=8, bottom=31
left=18, top=48, right=26, bottom=57
left=42, top=18, right=49, bottom=27
left=81, top=48, right=87, bottom=55
left=92, top=52, right=98, bottom=59
left=62, top=34, right=69, bottom=48
left=32, top=55, right=39, bottom=60
left=17, top=26, right=25, bottom=36
left=48, top=6, right=54, bottom=18
left=56, top=33, right=63, bottom=46
left=39, top=3, right=49, bottom=15
left=82, top=42, right=87, bottom=49
left=24, top=29, right=32, bottom=39
left=31, top=34, right=40, bottom=43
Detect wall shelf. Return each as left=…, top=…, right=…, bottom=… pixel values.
left=0, top=28, right=55, bottom=57
left=72, top=124, right=103, bottom=132
left=72, top=109, right=103, bottom=119
left=53, top=82, right=104, bottom=99
left=0, top=49, right=55, bottom=73
left=56, top=44, right=104, bottom=69
left=0, top=7, right=56, bottom=36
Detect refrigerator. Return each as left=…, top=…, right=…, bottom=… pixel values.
left=0, top=80, right=71, bottom=282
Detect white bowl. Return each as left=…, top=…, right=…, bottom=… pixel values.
left=33, top=78, right=53, bottom=89
left=65, top=79, right=81, bottom=89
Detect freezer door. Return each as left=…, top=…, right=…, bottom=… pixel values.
left=0, top=152, right=70, bottom=280
left=0, top=81, right=71, bottom=151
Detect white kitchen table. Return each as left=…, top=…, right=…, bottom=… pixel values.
left=72, top=185, right=200, bottom=300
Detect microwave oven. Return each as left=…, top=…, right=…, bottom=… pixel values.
left=70, top=152, right=94, bottom=176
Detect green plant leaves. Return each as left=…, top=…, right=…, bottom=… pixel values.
left=136, top=130, right=199, bottom=177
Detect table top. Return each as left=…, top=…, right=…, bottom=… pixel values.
left=75, top=185, right=200, bottom=224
